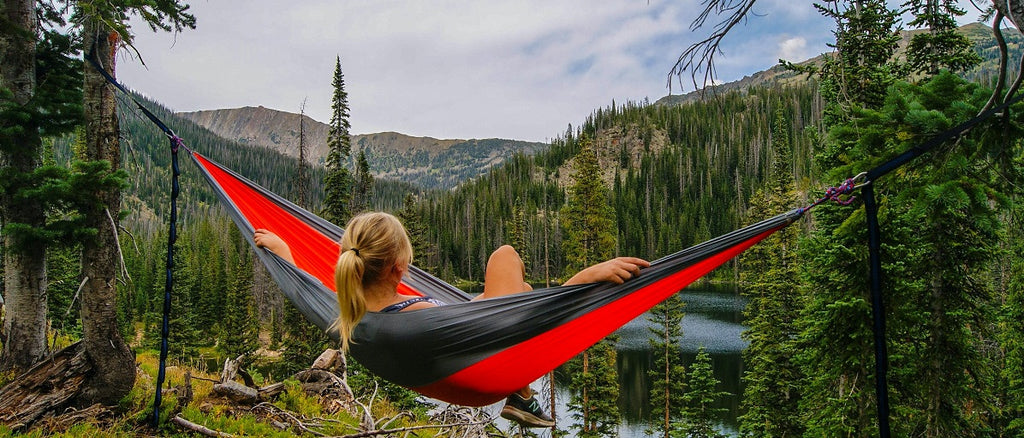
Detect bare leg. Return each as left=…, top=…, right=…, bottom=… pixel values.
left=478, top=246, right=553, bottom=427
left=476, top=245, right=532, bottom=300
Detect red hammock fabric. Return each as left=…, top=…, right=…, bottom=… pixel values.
left=191, top=150, right=801, bottom=406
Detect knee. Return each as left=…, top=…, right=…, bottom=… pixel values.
left=489, top=245, right=522, bottom=265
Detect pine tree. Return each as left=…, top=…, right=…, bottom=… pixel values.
left=682, top=347, right=728, bottom=438
left=295, top=98, right=311, bottom=208
left=802, top=71, right=1011, bottom=436
left=796, top=2, right=904, bottom=436
left=398, top=193, right=436, bottom=274
left=814, top=0, right=903, bottom=126
left=282, top=92, right=331, bottom=373
left=508, top=197, right=530, bottom=272
left=350, top=148, right=372, bottom=214
left=0, top=0, right=69, bottom=372
left=323, top=56, right=353, bottom=226
left=560, top=135, right=615, bottom=275
left=281, top=302, right=330, bottom=375
left=904, top=0, right=980, bottom=76
left=885, top=74, right=1004, bottom=436
left=646, top=293, right=687, bottom=438
left=997, top=200, right=1024, bottom=435
left=561, top=134, right=620, bottom=435
left=567, top=338, right=621, bottom=437
left=218, top=228, right=259, bottom=359
left=738, top=109, right=804, bottom=437
left=76, top=0, right=194, bottom=405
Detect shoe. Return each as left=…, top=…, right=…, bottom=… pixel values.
left=500, top=392, right=555, bottom=428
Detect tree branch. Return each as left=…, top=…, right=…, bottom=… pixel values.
left=668, top=0, right=760, bottom=94
left=326, top=417, right=496, bottom=438
left=170, top=415, right=236, bottom=437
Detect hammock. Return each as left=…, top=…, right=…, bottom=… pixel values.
left=189, top=149, right=803, bottom=406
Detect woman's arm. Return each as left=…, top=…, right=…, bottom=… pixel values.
left=564, top=257, right=650, bottom=286
left=254, top=229, right=296, bottom=265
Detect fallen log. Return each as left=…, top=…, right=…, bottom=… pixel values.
left=213, top=379, right=259, bottom=405
left=0, top=341, right=91, bottom=431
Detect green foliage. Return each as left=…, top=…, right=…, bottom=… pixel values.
left=646, top=293, right=687, bottom=438
left=996, top=200, right=1024, bottom=435
left=47, top=243, right=83, bottom=339
left=566, top=339, right=620, bottom=437
left=217, top=228, right=260, bottom=359
left=507, top=197, right=530, bottom=270
left=350, top=148, right=373, bottom=215
left=560, top=134, right=620, bottom=436
left=71, top=0, right=196, bottom=47
left=280, top=302, right=330, bottom=375
left=347, top=359, right=425, bottom=412
left=323, top=56, right=353, bottom=226
left=409, top=85, right=821, bottom=285
left=275, top=379, right=322, bottom=417
left=32, top=29, right=83, bottom=137
left=904, top=0, right=981, bottom=76
left=682, top=347, right=728, bottom=438
left=799, top=69, right=1018, bottom=436
left=814, top=0, right=902, bottom=125
left=398, top=193, right=437, bottom=275
left=560, top=135, right=615, bottom=274
left=1, top=24, right=105, bottom=266
left=738, top=109, right=804, bottom=438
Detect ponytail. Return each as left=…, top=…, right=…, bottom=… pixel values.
left=334, top=248, right=365, bottom=352
left=333, top=212, right=413, bottom=352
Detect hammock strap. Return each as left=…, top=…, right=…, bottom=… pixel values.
left=863, top=183, right=891, bottom=438
left=832, top=90, right=1024, bottom=438
left=84, top=54, right=183, bottom=427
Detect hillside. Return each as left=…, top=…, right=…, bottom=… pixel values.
left=179, top=106, right=547, bottom=190
left=113, top=21, right=1019, bottom=282
left=656, top=22, right=1022, bottom=106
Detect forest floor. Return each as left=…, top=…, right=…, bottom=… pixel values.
left=0, top=334, right=511, bottom=437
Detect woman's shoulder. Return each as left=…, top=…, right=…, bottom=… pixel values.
left=379, top=296, right=443, bottom=313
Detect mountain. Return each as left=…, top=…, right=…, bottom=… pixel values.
left=655, top=22, right=1022, bottom=107
left=178, top=106, right=547, bottom=190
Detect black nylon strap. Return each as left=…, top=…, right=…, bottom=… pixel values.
left=865, top=91, right=1024, bottom=182
left=84, top=52, right=181, bottom=428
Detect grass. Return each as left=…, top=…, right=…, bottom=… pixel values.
left=1, top=348, right=383, bottom=437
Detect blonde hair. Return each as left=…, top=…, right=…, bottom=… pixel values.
left=334, top=212, right=413, bottom=352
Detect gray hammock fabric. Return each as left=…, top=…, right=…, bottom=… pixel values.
left=189, top=149, right=802, bottom=406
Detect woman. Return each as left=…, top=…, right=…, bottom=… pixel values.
left=255, top=211, right=649, bottom=428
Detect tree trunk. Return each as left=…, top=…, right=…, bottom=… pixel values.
left=77, top=22, right=135, bottom=406
left=993, top=1, right=1024, bottom=31
left=0, top=0, right=49, bottom=374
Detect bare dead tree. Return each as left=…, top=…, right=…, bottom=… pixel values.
left=668, top=0, right=760, bottom=94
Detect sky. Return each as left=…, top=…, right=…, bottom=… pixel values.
left=117, top=0, right=988, bottom=143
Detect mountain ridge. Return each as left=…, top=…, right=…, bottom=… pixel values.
left=655, top=22, right=1020, bottom=106
left=178, top=106, right=547, bottom=190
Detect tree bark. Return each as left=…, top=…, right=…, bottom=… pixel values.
left=0, top=0, right=50, bottom=374
left=993, top=0, right=1024, bottom=31
left=77, top=21, right=135, bottom=406
left=0, top=342, right=91, bottom=430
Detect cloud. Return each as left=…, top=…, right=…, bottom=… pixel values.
left=777, top=37, right=809, bottom=62
left=114, top=0, right=846, bottom=142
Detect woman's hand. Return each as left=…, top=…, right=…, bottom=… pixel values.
left=564, top=257, right=650, bottom=285
left=254, top=229, right=295, bottom=265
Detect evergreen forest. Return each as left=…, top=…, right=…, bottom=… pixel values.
left=3, top=1, right=1024, bottom=437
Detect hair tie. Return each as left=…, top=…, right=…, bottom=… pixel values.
left=349, top=247, right=360, bottom=256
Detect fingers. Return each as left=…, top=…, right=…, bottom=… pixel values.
left=617, top=257, right=650, bottom=269
left=614, top=257, right=649, bottom=277
left=254, top=229, right=274, bottom=248
left=601, top=258, right=650, bottom=284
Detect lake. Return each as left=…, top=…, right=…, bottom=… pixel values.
left=489, top=284, right=748, bottom=436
